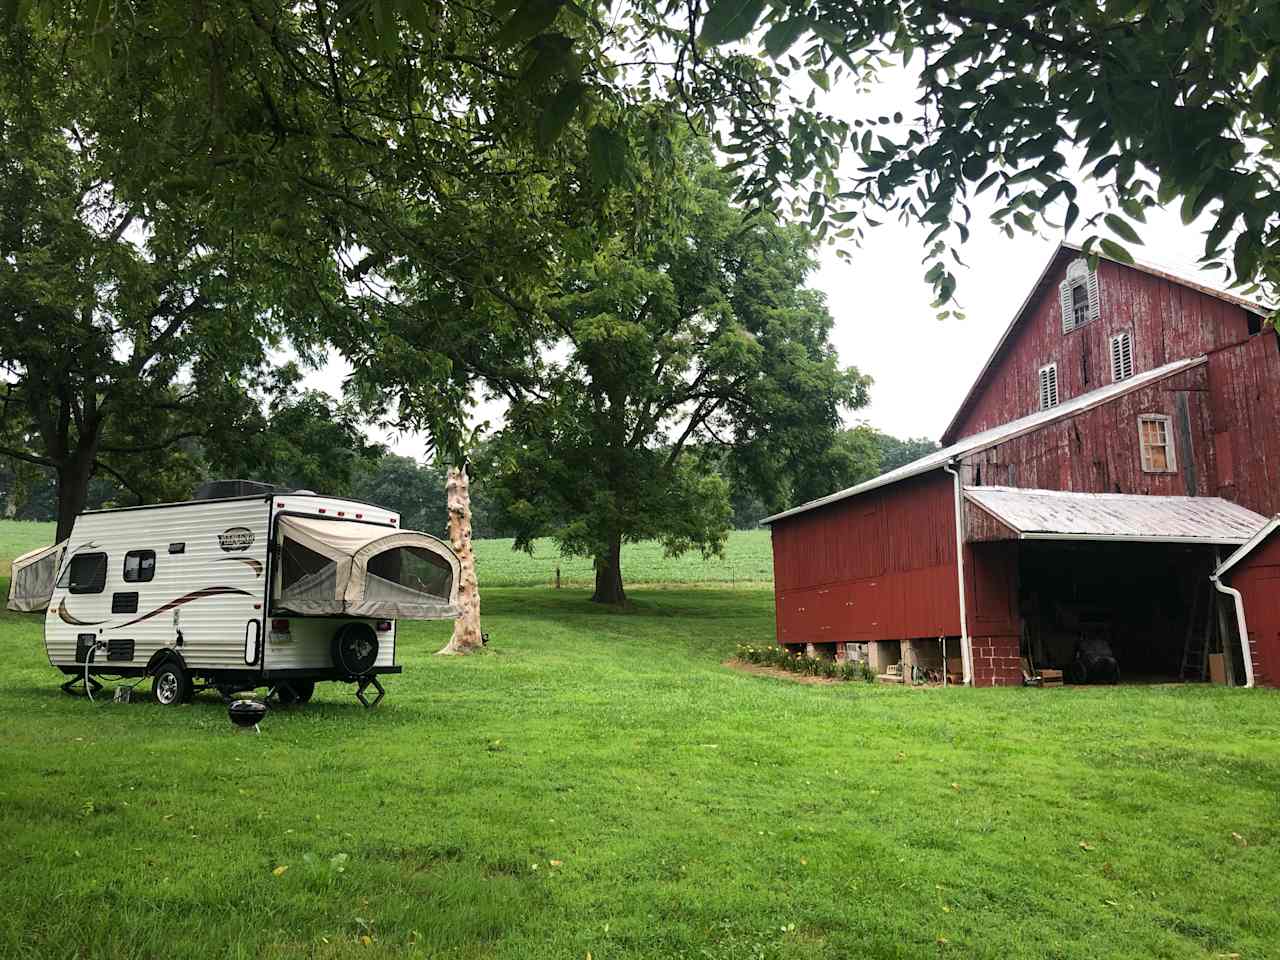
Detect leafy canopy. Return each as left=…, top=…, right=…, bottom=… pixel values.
left=35, top=1, right=1280, bottom=312
left=481, top=139, right=868, bottom=601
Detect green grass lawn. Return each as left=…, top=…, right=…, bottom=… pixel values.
left=3, top=582, right=1279, bottom=959
left=3, top=520, right=1279, bottom=958
left=474, top=529, right=772, bottom=587
left=0, top=519, right=56, bottom=566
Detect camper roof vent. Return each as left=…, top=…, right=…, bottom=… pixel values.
left=194, top=479, right=280, bottom=501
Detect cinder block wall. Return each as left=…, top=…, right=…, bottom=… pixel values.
left=972, top=636, right=1022, bottom=686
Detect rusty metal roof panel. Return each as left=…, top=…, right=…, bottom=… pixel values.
left=964, top=486, right=1268, bottom=544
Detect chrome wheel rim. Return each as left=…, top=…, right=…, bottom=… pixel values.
left=155, top=672, right=179, bottom=704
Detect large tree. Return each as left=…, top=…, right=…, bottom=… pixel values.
left=482, top=142, right=869, bottom=603
left=0, top=27, right=319, bottom=538
left=34, top=2, right=1280, bottom=307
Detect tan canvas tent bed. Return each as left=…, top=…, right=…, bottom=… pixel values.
left=275, top=515, right=460, bottom=619
left=7, top=541, right=67, bottom=612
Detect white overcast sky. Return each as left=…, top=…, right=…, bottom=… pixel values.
left=298, top=59, right=1254, bottom=461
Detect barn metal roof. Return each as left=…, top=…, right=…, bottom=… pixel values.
left=760, top=354, right=1207, bottom=525
left=1214, top=516, right=1280, bottom=577
left=964, top=487, right=1268, bottom=544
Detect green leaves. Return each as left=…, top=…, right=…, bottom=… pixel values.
left=1098, top=239, right=1135, bottom=265
left=762, top=18, right=808, bottom=59
left=588, top=125, right=629, bottom=186
left=698, top=0, right=766, bottom=47
left=496, top=0, right=566, bottom=49
left=537, top=80, right=585, bottom=149
left=1103, top=213, right=1142, bottom=245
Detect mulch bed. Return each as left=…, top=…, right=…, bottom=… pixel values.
left=722, top=658, right=841, bottom=685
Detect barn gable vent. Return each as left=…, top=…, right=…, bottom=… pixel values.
left=1038, top=362, right=1060, bottom=410
left=1109, top=331, right=1134, bottom=382
left=1059, top=258, right=1101, bottom=333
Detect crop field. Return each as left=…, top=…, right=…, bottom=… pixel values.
left=2, top=521, right=1278, bottom=959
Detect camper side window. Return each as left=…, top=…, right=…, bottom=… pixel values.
left=123, top=550, right=156, bottom=583
left=62, top=553, right=108, bottom=594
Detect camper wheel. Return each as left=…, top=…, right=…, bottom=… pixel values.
left=273, top=680, right=315, bottom=706
left=152, top=661, right=192, bottom=706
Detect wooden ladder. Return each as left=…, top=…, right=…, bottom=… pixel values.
left=1180, top=584, right=1213, bottom=682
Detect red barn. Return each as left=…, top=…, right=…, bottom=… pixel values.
left=764, top=242, right=1280, bottom=687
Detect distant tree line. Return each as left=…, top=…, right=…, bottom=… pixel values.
left=0, top=397, right=937, bottom=539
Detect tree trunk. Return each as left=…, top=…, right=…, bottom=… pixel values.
left=436, top=466, right=483, bottom=655
left=54, top=458, right=94, bottom=541
left=591, top=534, right=626, bottom=605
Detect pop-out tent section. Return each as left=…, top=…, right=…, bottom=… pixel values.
left=7, top=541, right=67, bottom=612
left=275, top=515, right=461, bottom=620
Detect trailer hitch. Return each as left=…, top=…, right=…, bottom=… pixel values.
left=355, top=675, right=385, bottom=708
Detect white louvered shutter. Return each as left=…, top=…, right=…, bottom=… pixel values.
left=1109, top=332, right=1133, bottom=382
left=1038, top=363, right=1059, bottom=410
left=1087, top=268, right=1101, bottom=322
left=1059, top=280, right=1076, bottom=333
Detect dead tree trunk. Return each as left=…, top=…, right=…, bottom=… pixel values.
left=436, top=466, right=483, bottom=655
left=591, top=534, right=626, bottom=605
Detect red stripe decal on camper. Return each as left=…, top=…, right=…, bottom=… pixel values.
left=216, top=557, right=264, bottom=577
left=57, top=599, right=108, bottom=626
left=115, top=586, right=254, bottom=628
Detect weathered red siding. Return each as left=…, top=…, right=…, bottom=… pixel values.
left=1225, top=533, right=1280, bottom=688
left=965, top=542, right=1022, bottom=686
left=1206, top=334, right=1280, bottom=516
left=770, top=472, right=960, bottom=646
left=959, top=365, right=1216, bottom=497
left=945, top=255, right=1256, bottom=444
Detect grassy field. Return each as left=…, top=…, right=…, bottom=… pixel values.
left=0, top=521, right=771, bottom=588
left=3, top=523, right=1279, bottom=958
left=473, top=529, right=772, bottom=587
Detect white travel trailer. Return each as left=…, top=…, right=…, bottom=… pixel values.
left=42, top=484, right=460, bottom=706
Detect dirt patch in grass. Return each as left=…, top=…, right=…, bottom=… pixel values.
left=723, top=658, right=841, bottom=684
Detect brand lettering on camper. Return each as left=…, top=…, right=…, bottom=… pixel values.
left=218, top=527, right=255, bottom=552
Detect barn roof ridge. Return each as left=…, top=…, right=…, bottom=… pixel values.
left=760, top=353, right=1207, bottom=525
left=939, top=241, right=1270, bottom=446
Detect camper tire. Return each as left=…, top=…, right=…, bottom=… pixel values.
left=274, top=680, right=315, bottom=706
left=152, top=661, right=192, bottom=706
left=332, top=623, right=379, bottom=676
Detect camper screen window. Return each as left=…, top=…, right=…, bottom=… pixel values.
left=123, top=550, right=156, bottom=583
left=65, top=553, right=108, bottom=594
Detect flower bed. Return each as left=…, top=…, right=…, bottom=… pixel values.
left=735, top=643, right=875, bottom=682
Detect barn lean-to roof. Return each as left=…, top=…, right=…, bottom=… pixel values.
left=760, top=354, right=1207, bottom=525
left=964, top=487, right=1265, bottom=545
left=939, top=241, right=1271, bottom=446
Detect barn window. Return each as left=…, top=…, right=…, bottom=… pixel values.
left=1038, top=362, right=1059, bottom=410
left=1138, top=414, right=1177, bottom=473
left=1059, top=258, right=1100, bottom=333
left=1109, top=331, right=1134, bottom=382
